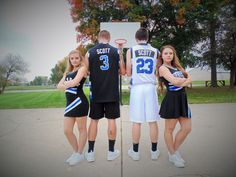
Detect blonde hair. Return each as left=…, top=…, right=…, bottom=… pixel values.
left=64, top=50, right=85, bottom=75
left=157, top=45, right=188, bottom=93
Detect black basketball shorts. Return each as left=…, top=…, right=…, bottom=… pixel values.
left=89, top=101, right=120, bottom=120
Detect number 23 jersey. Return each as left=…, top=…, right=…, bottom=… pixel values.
left=130, top=44, right=159, bottom=85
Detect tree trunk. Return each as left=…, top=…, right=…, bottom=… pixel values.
left=210, top=19, right=218, bottom=87
left=234, top=71, right=236, bottom=86
left=0, top=80, right=7, bottom=94
left=230, top=67, right=236, bottom=88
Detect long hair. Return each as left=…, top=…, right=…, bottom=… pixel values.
left=157, top=45, right=188, bottom=93
left=64, top=50, right=85, bottom=75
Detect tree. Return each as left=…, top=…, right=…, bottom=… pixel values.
left=195, top=0, right=230, bottom=87
left=216, top=1, right=236, bottom=88
left=0, top=54, right=29, bottom=94
left=68, top=0, right=204, bottom=67
left=30, top=76, right=48, bottom=86
left=50, top=58, right=67, bottom=84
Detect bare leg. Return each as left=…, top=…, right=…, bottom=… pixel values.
left=174, top=117, right=191, bottom=151
left=149, top=121, right=158, bottom=143
left=164, top=119, right=178, bottom=154
left=88, top=119, right=99, bottom=141
left=75, top=117, right=87, bottom=154
left=108, top=119, right=117, bottom=140
left=64, top=118, right=78, bottom=152
left=132, top=123, right=141, bottom=144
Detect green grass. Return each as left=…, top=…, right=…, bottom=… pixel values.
left=191, top=80, right=230, bottom=86
left=0, top=91, right=65, bottom=109
left=186, top=87, right=236, bottom=104
left=0, top=87, right=235, bottom=109
left=5, top=85, right=56, bottom=90
left=121, top=87, right=236, bottom=105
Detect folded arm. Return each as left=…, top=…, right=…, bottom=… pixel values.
left=64, top=66, right=87, bottom=88
left=159, top=65, right=187, bottom=86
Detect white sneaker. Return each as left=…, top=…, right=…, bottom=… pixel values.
left=85, top=151, right=95, bottom=162
left=68, top=153, right=84, bottom=166
left=150, top=148, right=160, bottom=160
left=128, top=148, right=140, bottom=161
left=66, top=153, right=76, bottom=163
left=168, top=152, right=185, bottom=168
left=175, top=151, right=186, bottom=164
left=107, top=149, right=120, bottom=161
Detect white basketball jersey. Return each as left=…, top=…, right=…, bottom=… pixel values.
left=131, top=44, right=159, bottom=85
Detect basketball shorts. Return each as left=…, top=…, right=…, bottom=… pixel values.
left=130, top=84, right=160, bottom=123
left=89, top=101, right=120, bottom=120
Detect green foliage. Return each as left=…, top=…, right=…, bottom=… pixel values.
left=68, top=0, right=205, bottom=67
left=50, top=58, right=67, bottom=84
left=30, top=76, right=48, bottom=86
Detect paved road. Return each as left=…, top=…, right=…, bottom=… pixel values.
left=0, top=103, right=236, bottom=177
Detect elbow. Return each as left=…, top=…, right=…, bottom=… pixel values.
left=57, top=84, right=64, bottom=90
left=56, top=84, right=61, bottom=90
left=120, top=70, right=126, bottom=76
left=126, top=72, right=131, bottom=77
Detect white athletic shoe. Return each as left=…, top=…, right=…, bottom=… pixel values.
left=128, top=148, right=140, bottom=161
left=107, top=149, right=120, bottom=161
left=85, top=151, right=95, bottom=162
left=66, top=153, right=76, bottom=163
left=175, top=151, right=186, bottom=164
left=168, top=152, right=185, bottom=168
left=150, top=148, right=160, bottom=160
left=68, top=153, right=84, bottom=166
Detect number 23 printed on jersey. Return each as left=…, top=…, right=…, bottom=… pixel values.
left=136, top=58, right=153, bottom=74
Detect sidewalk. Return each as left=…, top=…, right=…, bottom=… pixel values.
left=0, top=103, right=236, bottom=177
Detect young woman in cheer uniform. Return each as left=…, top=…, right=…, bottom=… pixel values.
left=57, top=50, right=89, bottom=166
left=157, top=45, right=192, bottom=168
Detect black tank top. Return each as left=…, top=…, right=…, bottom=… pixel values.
left=88, top=43, right=120, bottom=102
left=65, top=70, right=86, bottom=95
left=160, top=66, right=185, bottom=92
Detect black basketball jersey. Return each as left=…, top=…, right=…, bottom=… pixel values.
left=88, top=43, right=120, bottom=102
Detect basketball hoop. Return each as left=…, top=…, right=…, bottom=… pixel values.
left=115, top=38, right=127, bottom=48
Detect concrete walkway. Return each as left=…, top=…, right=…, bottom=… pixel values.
left=0, top=103, right=236, bottom=177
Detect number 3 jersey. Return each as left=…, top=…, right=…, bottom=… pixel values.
left=130, top=44, right=159, bottom=85
left=88, top=43, right=120, bottom=102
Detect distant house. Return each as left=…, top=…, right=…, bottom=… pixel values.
left=187, top=67, right=230, bottom=81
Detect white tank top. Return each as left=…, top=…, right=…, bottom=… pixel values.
left=130, top=43, right=159, bottom=85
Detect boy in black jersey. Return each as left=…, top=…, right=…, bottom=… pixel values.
left=84, top=30, right=126, bottom=162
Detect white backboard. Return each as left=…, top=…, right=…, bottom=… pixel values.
left=100, top=22, right=140, bottom=48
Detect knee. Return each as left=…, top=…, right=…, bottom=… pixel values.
left=78, top=124, right=87, bottom=133
left=165, top=127, right=175, bottom=134
left=108, top=128, right=116, bottom=137
left=64, top=128, right=73, bottom=136
left=181, top=126, right=192, bottom=134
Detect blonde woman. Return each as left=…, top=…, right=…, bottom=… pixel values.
left=57, top=50, right=89, bottom=166
left=157, top=45, right=192, bottom=168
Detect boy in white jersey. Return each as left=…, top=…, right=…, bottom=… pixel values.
left=126, top=27, right=160, bottom=161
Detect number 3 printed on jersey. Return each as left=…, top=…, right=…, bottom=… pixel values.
left=136, top=58, right=153, bottom=74
left=100, top=55, right=109, bottom=70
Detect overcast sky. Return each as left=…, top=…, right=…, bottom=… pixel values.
left=0, top=0, right=78, bottom=81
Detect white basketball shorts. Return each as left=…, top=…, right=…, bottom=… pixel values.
left=130, top=83, right=160, bottom=123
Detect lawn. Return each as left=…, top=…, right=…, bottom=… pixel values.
left=0, top=87, right=235, bottom=109
left=5, top=85, right=56, bottom=90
